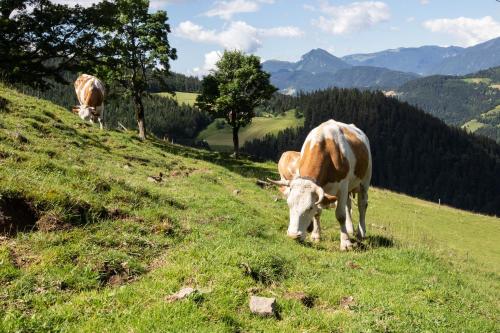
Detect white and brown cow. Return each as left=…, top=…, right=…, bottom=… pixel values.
left=270, top=119, right=372, bottom=251
left=275, top=150, right=357, bottom=243
left=72, top=74, right=105, bottom=129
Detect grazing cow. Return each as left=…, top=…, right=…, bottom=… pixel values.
left=275, top=150, right=356, bottom=242
left=269, top=120, right=372, bottom=251
left=72, top=74, right=105, bottom=129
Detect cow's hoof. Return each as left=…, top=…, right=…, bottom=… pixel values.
left=340, top=240, right=354, bottom=251
left=311, top=233, right=321, bottom=242
left=356, top=233, right=366, bottom=242
left=287, top=232, right=305, bottom=242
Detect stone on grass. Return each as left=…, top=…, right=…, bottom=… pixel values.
left=340, top=296, right=355, bottom=310
left=165, top=287, right=197, bottom=302
left=233, top=189, right=241, bottom=196
left=249, top=296, right=276, bottom=316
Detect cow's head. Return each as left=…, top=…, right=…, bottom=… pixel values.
left=77, top=106, right=98, bottom=122
left=269, top=178, right=337, bottom=241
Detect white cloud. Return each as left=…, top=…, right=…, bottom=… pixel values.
left=52, top=0, right=186, bottom=9
left=423, top=16, right=500, bottom=46
left=204, top=0, right=275, bottom=20
left=175, top=20, right=303, bottom=53
left=259, top=26, right=304, bottom=37
left=406, top=16, right=415, bottom=23
left=303, top=4, right=316, bottom=11
left=191, top=50, right=223, bottom=76
left=312, top=1, right=390, bottom=35
left=420, top=0, right=429, bottom=5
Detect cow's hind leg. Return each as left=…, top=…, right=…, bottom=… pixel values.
left=311, top=210, right=322, bottom=242
left=336, top=190, right=353, bottom=251
left=345, top=195, right=354, bottom=236
left=357, top=184, right=368, bottom=241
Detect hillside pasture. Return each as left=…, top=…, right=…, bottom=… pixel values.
left=198, top=110, right=303, bottom=151
left=461, top=77, right=493, bottom=85
left=0, top=84, right=498, bottom=332
left=157, top=92, right=198, bottom=106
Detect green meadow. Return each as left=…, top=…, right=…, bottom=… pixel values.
left=0, top=84, right=498, bottom=332
left=198, top=110, right=303, bottom=151
left=156, top=92, right=198, bottom=106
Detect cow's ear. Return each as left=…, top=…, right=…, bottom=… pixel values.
left=321, top=193, right=337, bottom=205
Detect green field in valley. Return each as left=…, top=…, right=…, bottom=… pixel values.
left=156, top=92, right=198, bottom=106
left=198, top=110, right=304, bottom=151
left=0, top=84, right=499, bottom=332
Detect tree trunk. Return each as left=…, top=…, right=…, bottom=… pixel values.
left=133, top=93, right=146, bottom=140
left=232, top=125, right=240, bottom=158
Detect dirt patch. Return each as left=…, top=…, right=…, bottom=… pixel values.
left=0, top=96, right=9, bottom=112
left=98, top=261, right=133, bottom=286
left=284, top=291, right=317, bottom=308
left=0, top=196, right=38, bottom=235
left=36, top=213, right=71, bottom=232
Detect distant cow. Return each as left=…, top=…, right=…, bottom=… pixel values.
left=72, top=74, right=105, bottom=129
left=269, top=120, right=372, bottom=251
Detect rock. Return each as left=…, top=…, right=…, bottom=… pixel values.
left=249, top=296, right=276, bottom=316
left=165, top=287, right=197, bottom=302
left=272, top=195, right=280, bottom=202
left=123, top=164, right=132, bottom=170
left=340, top=296, right=355, bottom=310
left=233, top=189, right=241, bottom=196
left=147, top=176, right=159, bottom=183
left=147, top=173, right=163, bottom=183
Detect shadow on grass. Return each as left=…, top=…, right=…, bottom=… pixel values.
left=357, top=234, right=395, bottom=251
left=150, top=138, right=277, bottom=180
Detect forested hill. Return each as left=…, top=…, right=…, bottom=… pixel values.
left=244, top=88, right=500, bottom=216
left=397, top=66, right=500, bottom=143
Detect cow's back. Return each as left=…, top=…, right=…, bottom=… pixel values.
left=278, top=151, right=300, bottom=180
left=299, top=120, right=371, bottom=188
left=74, top=74, right=104, bottom=107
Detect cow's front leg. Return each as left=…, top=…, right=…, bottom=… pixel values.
left=357, top=184, right=368, bottom=241
left=345, top=195, right=354, bottom=236
left=336, top=191, right=353, bottom=251
left=311, top=210, right=322, bottom=242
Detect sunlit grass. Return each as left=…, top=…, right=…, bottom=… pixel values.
left=0, top=84, right=498, bottom=332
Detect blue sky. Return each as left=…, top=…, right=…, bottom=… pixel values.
left=59, top=0, right=500, bottom=75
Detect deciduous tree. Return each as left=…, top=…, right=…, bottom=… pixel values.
left=96, top=0, right=177, bottom=140
left=196, top=50, right=276, bottom=157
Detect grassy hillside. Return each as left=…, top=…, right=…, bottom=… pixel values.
left=156, top=92, right=198, bottom=106
left=0, top=84, right=499, bottom=332
left=198, top=111, right=303, bottom=151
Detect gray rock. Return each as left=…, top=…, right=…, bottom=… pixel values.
left=165, top=287, right=196, bottom=302
left=249, top=296, right=276, bottom=316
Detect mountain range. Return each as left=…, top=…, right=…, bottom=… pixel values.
left=263, top=37, right=500, bottom=93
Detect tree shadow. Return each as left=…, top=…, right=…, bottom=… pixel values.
left=150, top=138, right=277, bottom=180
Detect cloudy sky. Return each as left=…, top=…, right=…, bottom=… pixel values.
left=56, top=0, right=500, bottom=75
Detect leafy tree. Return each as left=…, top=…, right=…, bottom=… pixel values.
left=196, top=50, right=276, bottom=157
left=0, top=0, right=106, bottom=88
left=96, top=0, right=177, bottom=140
